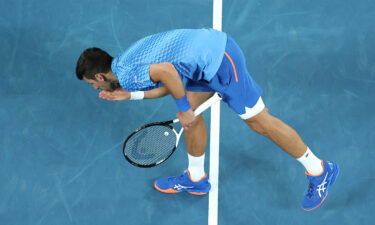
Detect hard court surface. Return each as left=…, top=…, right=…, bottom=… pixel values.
left=1, top=0, right=374, bottom=224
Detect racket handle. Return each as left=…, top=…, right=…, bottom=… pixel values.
left=194, top=93, right=222, bottom=116
left=172, top=93, right=222, bottom=123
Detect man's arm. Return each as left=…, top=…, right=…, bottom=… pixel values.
left=144, top=86, right=169, bottom=99
left=149, top=62, right=195, bottom=129
left=99, top=86, right=169, bottom=101
left=149, top=63, right=185, bottom=100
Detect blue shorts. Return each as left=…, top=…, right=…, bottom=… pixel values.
left=186, top=35, right=264, bottom=118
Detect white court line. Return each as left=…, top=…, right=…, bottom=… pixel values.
left=209, top=1, right=222, bottom=225
left=209, top=101, right=220, bottom=225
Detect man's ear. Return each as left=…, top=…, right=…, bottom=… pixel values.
left=94, top=73, right=106, bottom=81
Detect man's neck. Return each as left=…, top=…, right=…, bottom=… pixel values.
left=106, top=71, right=119, bottom=82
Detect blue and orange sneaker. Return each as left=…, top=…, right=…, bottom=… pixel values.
left=154, top=170, right=211, bottom=195
left=302, top=160, right=340, bottom=211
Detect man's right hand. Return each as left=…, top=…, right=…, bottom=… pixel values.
left=177, top=109, right=195, bottom=130
left=99, top=88, right=131, bottom=101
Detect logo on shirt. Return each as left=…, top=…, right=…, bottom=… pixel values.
left=134, top=76, right=147, bottom=85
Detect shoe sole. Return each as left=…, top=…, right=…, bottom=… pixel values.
left=188, top=191, right=208, bottom=195
left=302, top=162, right=340, bottom=211
left=154, top=183, right=209, bottom=195
left=154, top=183, right=180, bottom=194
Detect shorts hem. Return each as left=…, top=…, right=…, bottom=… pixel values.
left=239, top=97, right=265, bottom=120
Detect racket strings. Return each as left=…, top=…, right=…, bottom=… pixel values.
left=125, top=125, right=177, bottom=166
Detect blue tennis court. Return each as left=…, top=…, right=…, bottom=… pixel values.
left=1, top=0, right=374, bottom=224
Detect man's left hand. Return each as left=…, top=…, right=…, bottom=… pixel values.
left=99, top=88, right=131, bottom=101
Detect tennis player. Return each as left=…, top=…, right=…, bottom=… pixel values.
left=75, top=28, right=339, bottom=211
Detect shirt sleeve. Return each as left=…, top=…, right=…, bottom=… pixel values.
left=117, top=64, right=158, bottom=91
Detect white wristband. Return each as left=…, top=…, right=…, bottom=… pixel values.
left=130, top=91, right=144, bottom=100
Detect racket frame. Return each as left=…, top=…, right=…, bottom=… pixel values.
left=123, top=120, right=178, bottom=168
left=123, top=93, right=222, bottom=168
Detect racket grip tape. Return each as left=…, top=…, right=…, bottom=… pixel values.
left=172, top=93, right=222, bottom=123
left=193, top=93, right=222, bottom=116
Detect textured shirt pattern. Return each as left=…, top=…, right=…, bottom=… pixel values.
left=111, top=28, right=227, bottom=91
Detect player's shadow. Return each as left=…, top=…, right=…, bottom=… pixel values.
left=324, top=174, right=373, bottom=210
left=220, top=151, right=298, bottom=209
left=142, top=181, right=208, bottom=224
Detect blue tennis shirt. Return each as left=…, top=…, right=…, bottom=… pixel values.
left=111, top=28, right=227, bottom=91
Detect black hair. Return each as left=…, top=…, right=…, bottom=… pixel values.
left=75, top=47, right=113, bottom=80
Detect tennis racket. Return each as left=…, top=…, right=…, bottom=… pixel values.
left=123, top=93, right=222, bottom=168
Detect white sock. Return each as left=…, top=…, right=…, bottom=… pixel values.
left=296, top=147, right=323, bottom=176
left=188, top=153, right=206, bottom=182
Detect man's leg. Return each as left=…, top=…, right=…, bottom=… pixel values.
left=245, top=107, right=308, bottom=158
left=242, top=101, right=339, bottom=211
left=153, top=91, right=213, bottom=195
left=243, top=105, right=324, bottom=175
left=184, top=91, right=214, bottom=157
left=207, top=34, right=338, bottom=210
left=184, top=91, right=214, bottom=181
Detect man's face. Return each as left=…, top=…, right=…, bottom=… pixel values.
left=83, top=74, right=120, bottom=92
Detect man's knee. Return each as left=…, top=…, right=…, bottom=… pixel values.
left=184, top=114, right=205, bottom=135
left=192, top=114, right=205, bottom=126
left=245, top=108, right=275, bottom=136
